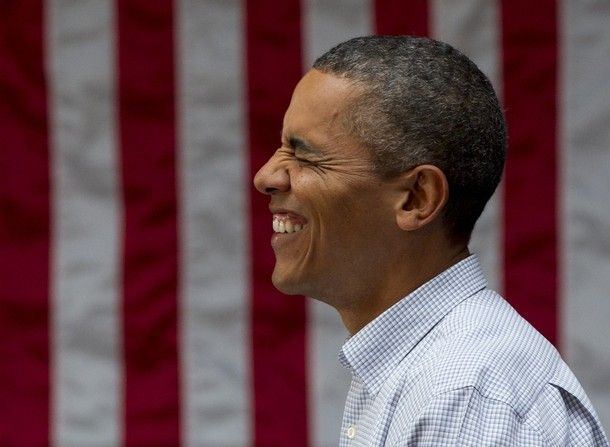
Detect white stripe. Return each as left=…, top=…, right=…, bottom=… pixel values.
left=175, top=1, right=250, bottom=445
left=302, top=1, right=371, bottom=445
left=47, top=1, right=121, bottom=446
left=302, top=0, right=372, bottom=67
left=560, top=0, right=610, bottom=432
left=430, top=0, right=503, bottom=292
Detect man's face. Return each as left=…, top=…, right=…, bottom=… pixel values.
left=253, top=69, right=399, bottom=303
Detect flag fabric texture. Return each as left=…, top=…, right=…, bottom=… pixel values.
left=1, top=1, right=609, bottom=446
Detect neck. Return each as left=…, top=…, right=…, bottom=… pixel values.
left=336, top=242, right=470, bottom=335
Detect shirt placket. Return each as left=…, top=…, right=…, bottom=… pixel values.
left=340, top=374, right=369, bottom=446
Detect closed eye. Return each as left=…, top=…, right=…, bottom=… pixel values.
left=297, top=157, right=315, bottom=167
left=297, top=157, right=326, bottom=174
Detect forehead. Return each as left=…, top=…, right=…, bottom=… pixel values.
left=282, top=69, right=359, bottom=138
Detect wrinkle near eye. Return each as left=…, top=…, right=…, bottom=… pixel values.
left=319, top=156, right=372, bottom=174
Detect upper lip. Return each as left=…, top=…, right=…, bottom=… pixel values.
left=270, top=205, right=302, bottom=216
left=269, top=205, right=308, bottom=221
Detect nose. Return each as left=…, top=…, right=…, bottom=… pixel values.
left=253, top=152, right=290, bottom=195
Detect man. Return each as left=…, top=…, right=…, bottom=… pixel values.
left=253, top=36, right=608, bottom=446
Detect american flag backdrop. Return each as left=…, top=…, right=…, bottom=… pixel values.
left=1, top=0, right=609, bottom=446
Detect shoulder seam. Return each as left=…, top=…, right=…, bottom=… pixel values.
left=445, top=385, right=547, bottom=443
left=456, top=386, right=476, bottom=444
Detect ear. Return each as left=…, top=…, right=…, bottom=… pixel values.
left=394, top=165, right=449, bottom=232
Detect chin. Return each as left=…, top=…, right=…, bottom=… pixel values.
left=271, top=269, right=312, bottom=297
left=271, top=271, right=298, bottom=295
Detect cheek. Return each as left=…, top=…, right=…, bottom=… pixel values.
left=291, top=174, right=339, bottom=219
left=315, top=194, right=377, bottom=252
left=292, top=172, right=391, bottom=237
left=333, top=191, right=395, bottom=244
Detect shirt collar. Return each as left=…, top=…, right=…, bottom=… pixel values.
left=338, top=255, right=487, bottom=396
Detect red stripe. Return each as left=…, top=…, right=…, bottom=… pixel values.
left=116, top=1, right=182, bottom=445
left=374, top=0, right=429, bottom=36
left=245, top=1, right=309, bottom=445
left=0, top=2, right=50, bottom=446
left=501, top=0, right=558, bottom=345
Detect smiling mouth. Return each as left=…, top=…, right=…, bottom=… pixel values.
left=272, top=214, right=307, bottom=234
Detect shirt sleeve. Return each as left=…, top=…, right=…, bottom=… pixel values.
left=394, top=384, right=610, bottom=446
left=393, top=386, right=546, bottom=446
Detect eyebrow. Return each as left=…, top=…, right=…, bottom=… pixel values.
left=287, top=136, right=321, bottom=155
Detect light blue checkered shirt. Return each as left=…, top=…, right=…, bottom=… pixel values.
left=338, top=255, right=608, bottom=446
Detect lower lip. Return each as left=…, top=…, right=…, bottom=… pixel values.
left=271, top=229, right=305, bottom=249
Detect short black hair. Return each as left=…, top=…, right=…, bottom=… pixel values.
left=313, top=35, right=506, bottom=244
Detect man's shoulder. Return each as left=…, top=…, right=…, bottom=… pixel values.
left=378, top=288, right=608, bottom=446
left=418, top=288, right=561, bottom=416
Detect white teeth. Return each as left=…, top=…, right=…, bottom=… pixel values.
left=272, top=217, right=306, bottom=234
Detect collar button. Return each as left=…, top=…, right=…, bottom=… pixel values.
left=346, top=425, right=356, bottom=439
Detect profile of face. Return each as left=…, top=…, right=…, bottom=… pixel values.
left=253, top=69, right=404, bottom=305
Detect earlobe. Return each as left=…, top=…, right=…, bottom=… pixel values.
left=395, top=165, right=449, bottom=232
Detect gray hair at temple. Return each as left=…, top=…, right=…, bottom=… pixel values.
left=313, top=35, right=506, bottom=245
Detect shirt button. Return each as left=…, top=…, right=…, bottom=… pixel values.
left=347, top=425, right=356, bottom=439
